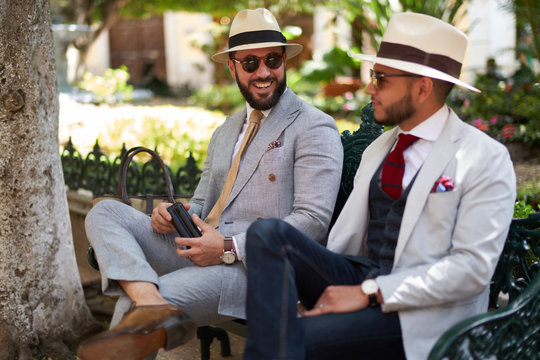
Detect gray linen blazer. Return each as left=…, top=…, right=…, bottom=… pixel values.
left=189, top=88, right=343, bottom=318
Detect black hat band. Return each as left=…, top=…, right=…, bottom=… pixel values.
left=229, top=30, right=286, bottom=49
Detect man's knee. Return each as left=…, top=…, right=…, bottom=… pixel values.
left=246, top=218, right=294, bottom=256
left=86, top=200, right=118, bottom=225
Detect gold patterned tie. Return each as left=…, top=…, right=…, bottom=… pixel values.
left=205, top=110, right=263, bottom=228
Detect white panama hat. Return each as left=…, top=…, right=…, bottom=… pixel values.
left=212, top=8, right=303, bottom=64
left=353, top=12, right=480, bottom=92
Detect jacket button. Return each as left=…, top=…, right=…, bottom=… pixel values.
left=268, top=173, right=276, bottom=181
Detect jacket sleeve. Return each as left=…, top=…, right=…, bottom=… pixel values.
left=188, top=124, right=222, bottom=217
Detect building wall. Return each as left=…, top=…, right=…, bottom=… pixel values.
left=85, top=30, right=110, bottom=76
left=463, top=0, right=517, bottom=82
left=163, top=11, right=214, bottom=92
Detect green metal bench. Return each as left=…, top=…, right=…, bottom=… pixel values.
left=428, top=212, right=540, bottom=359
left=196, top=103, right=383, bottom=359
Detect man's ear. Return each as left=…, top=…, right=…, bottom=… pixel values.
left=415, top=77, right=434, bottom=104
left=227, top=59, right=236, bottom=79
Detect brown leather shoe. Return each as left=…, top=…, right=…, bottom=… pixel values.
left=77, top=304, right=196, bottom=360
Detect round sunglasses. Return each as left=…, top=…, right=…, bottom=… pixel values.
left=232, top=53, right=284, bottom=73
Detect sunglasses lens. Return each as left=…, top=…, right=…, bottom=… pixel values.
left=264, top=53, right=283, bottom=69
left=241, top=57, right=260, bottom=73
left=370, top=69, right=380, bottom=88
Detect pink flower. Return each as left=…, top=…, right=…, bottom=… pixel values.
left=474, top=119, right=489, bottom=131
left=502, top=124, right=515, bottom=139
left=490, top=116, right=498, bottom=124
left=344, top=103, right=352, bottom=112
left=464, top=98, right=471, bottom=107
left=344, top=92, right=354, bottom=100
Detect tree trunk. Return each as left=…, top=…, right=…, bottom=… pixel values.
left=0, top=1, right=99, bottom=359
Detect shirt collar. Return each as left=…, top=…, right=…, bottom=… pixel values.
left=398, top=104, right=449, bottom=142
left=247, top=105, right=271, bottom=122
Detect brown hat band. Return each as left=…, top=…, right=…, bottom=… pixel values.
left=377, top=41, right=462, bottom=78
left=229, top=30, right=286, bottom=49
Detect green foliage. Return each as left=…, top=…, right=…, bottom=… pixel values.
left=188, top=84, right=244, bottom=114
left=51, top=0, right=327, bottom=24
left=501, top=0, right=540, bottom=65
left=101, top=111, right=222, bottom=170
left=327, top=0, right=468, bottom=54
left=448, top=66, right=540, bottom=146
left=514, top=200, right=538, bottom=218
left=77, top=66, right=133, bottom=105
left=299, top=46, right=361, bottom=84
left=287, top=48, right=368, bottom=121
left=517, top=177, right=540, bottom=210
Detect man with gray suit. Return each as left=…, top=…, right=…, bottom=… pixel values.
left=77, top=8, right=343, bottom=360
left=243, top=12, right=516, bottom=360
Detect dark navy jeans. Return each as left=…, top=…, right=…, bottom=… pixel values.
left=243, top=219, right=405, bottom=360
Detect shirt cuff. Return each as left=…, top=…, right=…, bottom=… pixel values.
left=232, top=236, right=243, bottom=261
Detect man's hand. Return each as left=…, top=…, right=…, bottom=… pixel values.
left=175, top=214, right=225, bottom=267
left=302, top=285, right=367, bottom=317
left=151, top=202, right=183, bottom=234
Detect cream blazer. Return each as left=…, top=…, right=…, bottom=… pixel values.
left=328, top=110, right=516, bottom=359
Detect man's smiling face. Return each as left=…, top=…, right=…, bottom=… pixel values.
left=228, top=46, right=286, bottom=110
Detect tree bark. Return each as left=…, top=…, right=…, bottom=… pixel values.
left=0, top=1, right=99, bottom=358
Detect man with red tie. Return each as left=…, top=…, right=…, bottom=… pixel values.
left=243, top=12, right=516, bottom=360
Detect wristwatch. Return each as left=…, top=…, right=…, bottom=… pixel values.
left=220, top=237, right=236, bottom=265
left=361, top=279, right=379, bottom=307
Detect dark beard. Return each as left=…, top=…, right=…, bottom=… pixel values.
left=235, top=70, right=287, bottom=110
left=374, top=90, right=415, bottom=126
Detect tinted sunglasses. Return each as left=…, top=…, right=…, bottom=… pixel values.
left=232, top=53, right=284, bottom=73
left=370, top=69, right=421, bottom=89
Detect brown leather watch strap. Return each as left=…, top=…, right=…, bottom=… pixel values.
left=224, top=237, right=233, bottom=251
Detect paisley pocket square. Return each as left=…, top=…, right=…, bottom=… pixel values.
left=266, top=140, right=281, bottom=152
left=431, top=176, right=454, bottom=193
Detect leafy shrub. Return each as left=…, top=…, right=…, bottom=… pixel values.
left=298, top=46, right=361, bottom=84
left=188, top=83, right=244, bottom=114
left=78, top=65, right=133, bottom=105
left=517, top=177, right=540, bottom=210
left=448, top=64, right=540, bottom=146
left=288, top=68, right=369, bottom=122
left=92, top=106, right=225, bottom=170
left=514, top=199, right=539, bottom=218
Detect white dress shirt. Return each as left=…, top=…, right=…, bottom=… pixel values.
left=396, top=105, right=449, bottom=188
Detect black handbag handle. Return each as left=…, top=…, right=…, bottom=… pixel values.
left=118, top=146, right=176, bottom=206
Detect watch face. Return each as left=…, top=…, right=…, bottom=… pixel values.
left=221, top=251, right=236, bottom=264
left=361, top=279, right=379, bottom=294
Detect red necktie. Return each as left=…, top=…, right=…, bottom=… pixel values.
left=381, top=134, right=419, bottom=199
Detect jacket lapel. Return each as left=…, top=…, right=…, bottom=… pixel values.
left=214, top=110, right=247, bottom=191
left=394, top=110, right=464, bottom=261
left=328, top=128, right=397, bottom=255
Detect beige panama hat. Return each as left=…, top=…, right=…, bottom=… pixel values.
left=212, top=8, right=303, bottom=64
left=353, top=12, right=480, bottom=92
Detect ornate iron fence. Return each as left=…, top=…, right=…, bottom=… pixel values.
left=61, top=138, right=202, bottom=197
